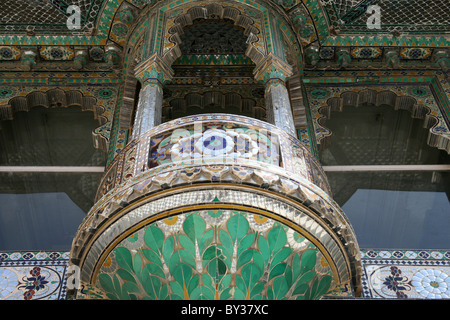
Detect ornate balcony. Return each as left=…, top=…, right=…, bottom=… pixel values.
left=69, top=114, right=362, bottom=300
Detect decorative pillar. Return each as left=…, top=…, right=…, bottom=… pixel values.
left=254, top=54, right=296, bottom=137
left=132, top=53, right=174, bottom=139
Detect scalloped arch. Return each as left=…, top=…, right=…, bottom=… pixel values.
left=0, top=88, right=108, bottom=151
left=163, top=3, right=265, bottom=66
left=316, top=88, right=450, bottom=154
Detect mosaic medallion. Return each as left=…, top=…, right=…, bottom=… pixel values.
left=112, top=23, right=129, bottom=37
left=0, top=46, right=20, bottom=60
left=149, top=122, right=280, bottom=168
left=408, top=87, right=429, bottom=97
left=94, top=88, right=116, bottom=100
left=0, top=86, right=18, bottom=99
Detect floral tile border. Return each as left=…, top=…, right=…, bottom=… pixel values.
left=0, top=251, right=69, bottom=300
left=360, top=249, right=450, bottom=299
left=1, top=250, right=449, bottom=300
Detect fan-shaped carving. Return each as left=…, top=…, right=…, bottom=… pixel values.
left=317, top=89, right=449, bottom=153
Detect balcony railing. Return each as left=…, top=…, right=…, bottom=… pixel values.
left=95, top=114, right=331, bottom=201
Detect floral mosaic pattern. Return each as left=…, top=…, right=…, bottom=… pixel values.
left=149, top=122, right=280, bottom=169
left=0, top=249, right=447, bottom=299
left=0, top=251, right=69, bottom=300
left=95, top=210, right=336, bottom=300
left=39, top=46, right=75, bottom=61
left=361, top=249, right=450, bottom=299
left=350, top=47, right=383, bottom=59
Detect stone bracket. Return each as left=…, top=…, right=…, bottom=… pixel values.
left=253, top=53, right=293, bottom=84
left=134, top=53, right=175, bottom=86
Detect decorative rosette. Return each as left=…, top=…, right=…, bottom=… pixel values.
left=200, top=209, right=231, bottom=226
left=247, top=214, right=274, bottom=232
left=158, top=214, right=186, bottom=234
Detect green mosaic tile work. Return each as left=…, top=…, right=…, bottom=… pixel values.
left=96, top=210, right=338, bottom=300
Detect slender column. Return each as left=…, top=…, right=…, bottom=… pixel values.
left=131, top=82, right=163, bottom=139
left=132, top=53, right=174, bottom=139
left=264, top=79, right=296, bottom=137
left=254, top=54, right=296, bottom=136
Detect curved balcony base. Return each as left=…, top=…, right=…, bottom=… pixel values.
left=69, top=163, right=362, bottom=300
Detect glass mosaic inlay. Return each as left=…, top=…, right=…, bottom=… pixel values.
left=95, top=210, right=338, bottom=300
left=0, top=251, right=69, bottom=300
left=1, top=250, right=449, bottom=299
left=360, top=249, right=450, bottom=299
